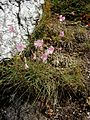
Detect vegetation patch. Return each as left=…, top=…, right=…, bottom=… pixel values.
left=0, top=0, right=90, bottom=119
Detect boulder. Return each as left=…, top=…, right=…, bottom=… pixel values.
left=0, top=0, right=44, bottom=60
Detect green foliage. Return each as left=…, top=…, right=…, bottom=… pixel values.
left=0, top=51, right=86, bottom=105
left=51, top=0, right=90, bottom=16
left=52, top=0, right=58, bottom=6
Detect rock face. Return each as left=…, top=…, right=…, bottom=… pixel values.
left=0, top=0, right=44, bottom=60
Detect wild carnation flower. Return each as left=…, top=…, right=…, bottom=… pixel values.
left=16, top=43, right=26, bottom=52
left=46, top=46, right=54, bottom=55
left=34, top=39, right=43, bottom=48
left=41, top=53, right=48, bottom=62
left=59, top=15, right=65, bottom=22
left=59, top=31, right=64, bottom=37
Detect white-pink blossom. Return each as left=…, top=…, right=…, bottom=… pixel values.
left=41, top=53, right=48, bottom=62
left=16, top=43, right=26, bottom=52
left=59, top=15, right=65, bottom=22
left=59, top=31, right=64, bottom=37
left=46, top=46, right=54, bottom=55
left=34, top=39, right=43, bottom=48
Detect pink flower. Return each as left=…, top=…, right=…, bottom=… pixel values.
left=16, top=43, right=26, bottom=52
left=46, top=46, right=54, bottom=55
left=59, top=15, right=65, bottom=22
left=59, top=31, right=64, bottom=37
left=34, top=39, right=43, bottom=48
left=25, top=63, right=29, bottom=69
left=41, top=53, right=48, bottom=62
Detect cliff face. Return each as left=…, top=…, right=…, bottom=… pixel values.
left=0, top=0, right=44, bottom=60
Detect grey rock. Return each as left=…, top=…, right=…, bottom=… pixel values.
left=0, top=0, right=44, bottom=60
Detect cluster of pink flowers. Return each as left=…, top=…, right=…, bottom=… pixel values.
left=59, top=15, right=65, bottom=37
left=16, top=14, right=65, bottom=65
left=41, top=46, right=54, bottom=62
left=34, top=39, right=43, bottom=48
left=34, top=39, right=55, bottom=63
left=59, top=15, right=65, bottom=22
left=46, top=46, right=54, bottom=55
